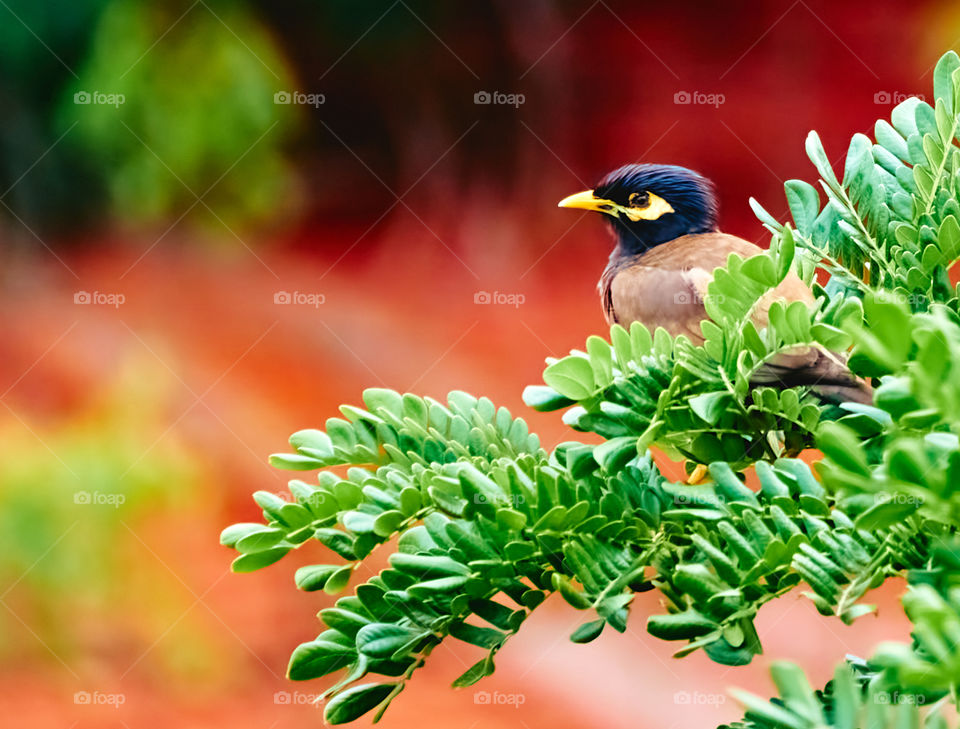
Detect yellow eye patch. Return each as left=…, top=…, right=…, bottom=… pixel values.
left=621, top=192, right=675, bottom=221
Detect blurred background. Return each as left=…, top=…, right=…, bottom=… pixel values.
left=0, top=0, right=950, bottom=726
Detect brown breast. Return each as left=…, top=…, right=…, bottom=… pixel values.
left=599, top=233, right=815, bottom=344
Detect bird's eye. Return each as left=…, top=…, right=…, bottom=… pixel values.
left=628, top=192, right=650, bottom=208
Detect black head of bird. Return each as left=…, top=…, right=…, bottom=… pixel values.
left=558, top=163, right=719, bottom=255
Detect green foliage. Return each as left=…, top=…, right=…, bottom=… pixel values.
left=0, top=352, right=210, bottom=673
left=64, top=0, right=297, bottom=230
left=752, top=52, right=960, bottom=313
left=0, top=0, right=300, bottom=234
left=224, top=51, right=960, bottom=725
left=722, top=659, right=950, bottom=729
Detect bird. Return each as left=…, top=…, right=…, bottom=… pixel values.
left=557, top=163, right=871, bottom=405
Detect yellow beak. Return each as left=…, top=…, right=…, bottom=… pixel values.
left=557, top=190, right=617, bottom=215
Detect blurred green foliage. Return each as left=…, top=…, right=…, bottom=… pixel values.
left=0, top=352, right=213, bottom=678
left=62, top=0, right=297, bottom=232
left=1, top=0, right=298, bottom=236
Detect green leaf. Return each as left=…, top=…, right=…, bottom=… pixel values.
left=647, top=609, right=717, bottom=640
left=817, top=423, right=871, bottom=477
left=552, top=573, right=592, bottom=610
left=294, top=564, right=341, bottom=591
left=390, top=552, right=470, bottom=579
left=324, top=683, right=397, bottom=724
left=356, top=624, right=427, bottom=658
left=289, top=429, right=334, bottom=457
left=805, top=131, right=839, bottom=189
left=230, top=546, right=291, bottom=573
left=730, top=687, right=809, bottom=729
left=570, top=619, right=606, bottom=644
left=593, top=436, right=639, bottom=471
left=235, top=527, right=285, bottom=553
left=220, top=522, right=268, bottom=547
left=268, top=453, right=324, bottom=470
left=451, top=655, right=495, bottom=687
left=688, top=391, right=730, bottom=425
left=543, top=357, right=597, bottom=400
left=522, top=385, right=575, bottom=412
left=324, top=565, right=353, bottom=595
left=586, top=335, right=614, bottom=388
left=449, top=621, right=505, bottom=649
left=373, top=510, right=406, bottom=537
left=785, top=181, right=820, bottom=234
left=855, top=498, right=919, bottom=530
left=933, top=50, right=960, bottom=115
left=287, top=639, right=355, bottom=681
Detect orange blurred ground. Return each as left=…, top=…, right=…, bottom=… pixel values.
left=0, top=231, right=913, bottom=728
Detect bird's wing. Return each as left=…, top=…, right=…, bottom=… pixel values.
left=603, top=233, right=814, bottom=342
left=604, top=264, right=713, bottom=341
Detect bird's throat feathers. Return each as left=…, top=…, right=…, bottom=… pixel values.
left=606, top=211, right=715, bottom=256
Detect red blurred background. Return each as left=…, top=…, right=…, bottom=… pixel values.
left=0, top=1, right=951, bottom=726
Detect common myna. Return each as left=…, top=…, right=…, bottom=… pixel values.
left=558, top=163, right=870, bottom=404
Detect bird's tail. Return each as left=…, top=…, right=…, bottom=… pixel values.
left=750, top=345, right=872, bottom=406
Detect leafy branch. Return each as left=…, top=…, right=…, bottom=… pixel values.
left=223, top=50, right=960, bottom=726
